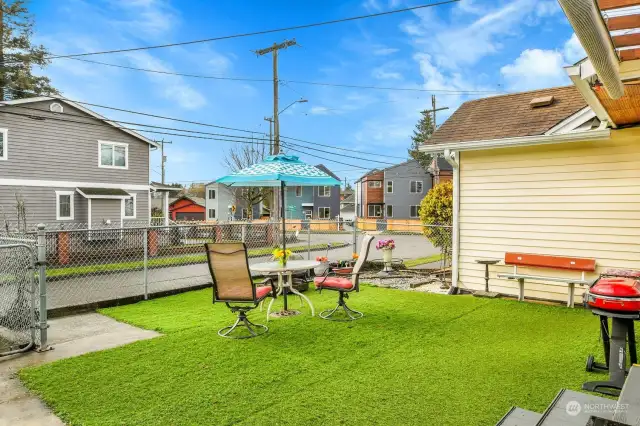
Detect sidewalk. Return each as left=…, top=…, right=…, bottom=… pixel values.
left=0, top=313, right=159, bottom=426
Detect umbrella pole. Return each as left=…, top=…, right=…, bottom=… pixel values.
left=281, top=181, right=288, bottom=311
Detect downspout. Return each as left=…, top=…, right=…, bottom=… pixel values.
left=443, top=149, right=460, bottom=295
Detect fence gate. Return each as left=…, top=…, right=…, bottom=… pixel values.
left=0, top=243, right=37, bottom=356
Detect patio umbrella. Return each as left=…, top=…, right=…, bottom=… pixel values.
left=216, top=154, right=341, bottom=265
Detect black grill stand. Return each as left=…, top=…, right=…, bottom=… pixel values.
left=583, top=308, right=638, bottom=397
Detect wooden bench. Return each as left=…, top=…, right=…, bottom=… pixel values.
left=497, top=252, right=596, bottom=308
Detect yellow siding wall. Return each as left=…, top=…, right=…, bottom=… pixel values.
left=458, top=128, right=640, bottom=304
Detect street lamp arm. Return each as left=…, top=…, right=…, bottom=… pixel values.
left=278, top=98, right=307, bottom=115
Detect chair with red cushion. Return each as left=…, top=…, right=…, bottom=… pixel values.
left=314, top=235, right=374, bottom=321
left=205, top=243, right=276, bottom=338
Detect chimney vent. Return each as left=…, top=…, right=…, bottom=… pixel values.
left=530, top=96, right=555, bottom=108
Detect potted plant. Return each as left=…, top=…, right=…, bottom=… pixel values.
left=376, top=239, right=396, bottom=274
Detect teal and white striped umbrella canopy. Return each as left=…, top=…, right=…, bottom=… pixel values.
left=216, top=154, right=341, bottom=187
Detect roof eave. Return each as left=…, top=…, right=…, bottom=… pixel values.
left=418, top=129, right=611, bottom=153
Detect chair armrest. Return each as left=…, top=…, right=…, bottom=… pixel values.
left=333, top=267, right=353, bottom=275
left=255, top=277, right=277, bottom=297
left=315, top=268, right=337, bottom=285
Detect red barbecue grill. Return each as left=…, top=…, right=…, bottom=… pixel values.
left=583, top=269, right=640, bottom=396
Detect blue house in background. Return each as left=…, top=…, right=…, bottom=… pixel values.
left=284, top=164, right=341, bottom=220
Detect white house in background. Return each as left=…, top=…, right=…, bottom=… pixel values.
left=204, top=181, right=262, bottom=221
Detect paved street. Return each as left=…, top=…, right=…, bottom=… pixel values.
left=44, top=233, right=441, bottom=310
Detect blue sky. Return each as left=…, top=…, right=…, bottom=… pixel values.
left=29, top=0, right=584, bottom=186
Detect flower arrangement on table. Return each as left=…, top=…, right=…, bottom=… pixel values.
left=376, top=239, right=396, bottom=251
left=272, top=248, right=293, bottom=266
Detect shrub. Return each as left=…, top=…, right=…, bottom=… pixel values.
left=418, top=181, right=453, bottom=266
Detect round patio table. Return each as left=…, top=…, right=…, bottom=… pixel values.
left=251, top=260, right=320, bottom=319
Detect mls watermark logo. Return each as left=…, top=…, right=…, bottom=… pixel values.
left=566, top=400, right=582, bottom=417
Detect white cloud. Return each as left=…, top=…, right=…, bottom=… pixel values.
left=372, top=68, right=403, bottom=80
left=309, top=106, right=332, bottom=115
left=563, top=33, right=586, bottom=64
left=362, top=0, right=383, bottom=12
left=500, top=49, right=567, bottom=91
left=208, top=52, right=233, bottom=75
left=126, top=51, right=207, bottom=109
left=373, top=47, right=399, bottom=56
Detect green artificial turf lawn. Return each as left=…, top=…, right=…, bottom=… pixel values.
left=19, top=288, right=623, bottom=425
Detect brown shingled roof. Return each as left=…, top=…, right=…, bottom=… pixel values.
left=427, top=86, right=588, bottom=145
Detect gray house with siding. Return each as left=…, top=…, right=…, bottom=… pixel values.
left=0, top=97, right=157, bottom=229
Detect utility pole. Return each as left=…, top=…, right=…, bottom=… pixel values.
left=254, top=39, right=297, bottom=155
left=159, top=139, right=172, bottom=184
left=430, top=95, right=448, bottom=129
left=264, top=116, right=274, bottom=155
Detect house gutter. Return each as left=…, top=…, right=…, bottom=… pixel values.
left=418, top=129, right=611, bottom=154
left=443, top=149, right=460, bottom=295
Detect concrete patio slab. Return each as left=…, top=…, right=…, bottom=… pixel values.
left=0, top=313, right=160, bottom=426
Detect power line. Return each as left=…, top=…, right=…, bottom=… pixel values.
left=282, top=143, right=369, bottom=170
left=4, top=88, right=412, bottom=160
left=55, top=57, right=503, bottom=94
left=28, top=1, right=458, bottom=61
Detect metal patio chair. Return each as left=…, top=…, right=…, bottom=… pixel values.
left=205, top=242, right=276, bottom=338
left=314, top=235, right=374, bottom=321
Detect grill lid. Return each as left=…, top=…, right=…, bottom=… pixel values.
left=590, top=277, right=640, bottom=298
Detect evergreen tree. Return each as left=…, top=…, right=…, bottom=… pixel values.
left=0, top=0, right=59, bottom=100
left=408, top=109, right=435, bottom=170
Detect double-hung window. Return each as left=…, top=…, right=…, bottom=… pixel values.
left=208, top=189, right=216, bottom=199
left=368, top=205, right=382, bottom=218
left=56, top=191, right=74, bottom=220
left=295, top=186, right=302, bottom=197
left=123, top=194, right=136, bottom=219
left=318, top=186, right=330, bottom=197
left=410, top=181, right=423, bottom=193
left=208, top=209, right=216, bottom=219
left=410, top=205, right=420, bottom=218
left=386, top=205, right=393, bottom=217
left=386, top=181, right=393, bottom=193
left=0, top=128, right=7, bottom=160
left=368, top=181, right=381, bottom=188
left=318, top=207, right=330, bottom=219
left=99, top=141, right=128, bottom=169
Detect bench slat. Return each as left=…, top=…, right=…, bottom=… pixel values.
left=497, top=273, right=590, bottom=285
left=504, top=252, right=596, bottom=272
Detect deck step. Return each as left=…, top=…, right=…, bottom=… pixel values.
left=613, top=365, right=640, bottom=424
left=537, top=389, right=617, bottom=425
left=496, top=407, right=542, bottom=425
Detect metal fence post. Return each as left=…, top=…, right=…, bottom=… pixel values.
left=307, top=226, right=311, bottom=260
left=352, top=217, right=358, bottom=254
left=143, top=227, right=149, bottom=300
left=36, top=224, right=48, bottom=350
left=241, top=224, right=247, bottom=243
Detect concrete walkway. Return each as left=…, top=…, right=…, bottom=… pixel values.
left=0, top=313, right=159, bottom=426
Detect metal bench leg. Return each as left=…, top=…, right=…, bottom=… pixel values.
left=567, top=283, right=575, bottom=308
left=518, top=278, right=524, bottom=302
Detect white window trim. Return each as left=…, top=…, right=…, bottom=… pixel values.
left=386, top=180, right=393, bottom=193
left=241, top=208, right=248, bottom=219
left=318, top=186, right=330, bottom=197
left=318, top=206, right=330, bottom=219
left=368, top=181, right=381, bottom=188
left=368, top=204, right=382, bottom=218
left=410, top=180, right=423, bottom=194
left=386, top=205, right=393, bottom=218
left=56, top=190, right=75, bottom=221
left=208, top=189, right=216, bottom=199
left=121, top=193, right=137, bottom=219
left=410, top=205, right=420, bottom=218
left=98, top=141, right=129, bottom=170
left=0, top=128, right=7, bottom=161
left=208, top=208, right=216, bottom=219
left=295, top=186, right=302, bottom=197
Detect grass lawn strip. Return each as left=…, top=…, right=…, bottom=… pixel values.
left=19, top=287, right=628, bottom=425
left=403, top=253, right=443, bottom=268
left=46, top=242, right=348, bottom=280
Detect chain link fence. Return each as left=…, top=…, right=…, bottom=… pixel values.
left=0, top=237, right=38, bottom=356
left=1, top=219, right=451, bottom=315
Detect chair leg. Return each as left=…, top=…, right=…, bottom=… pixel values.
left=218, top=309, right=268, bottom=339
left=319, top=292, right=363, bottom=321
